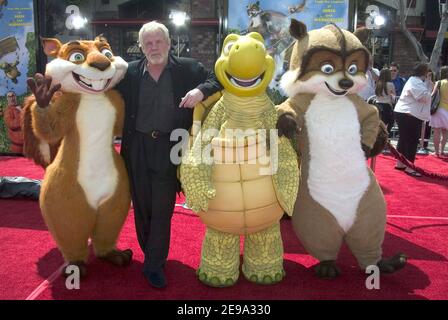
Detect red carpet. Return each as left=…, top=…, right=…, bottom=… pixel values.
left=0, top=154, right=447, bottom=300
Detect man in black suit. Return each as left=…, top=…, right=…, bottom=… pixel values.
left=117, top=21, right=221, bottom=288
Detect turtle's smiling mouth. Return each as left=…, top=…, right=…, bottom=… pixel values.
left=72, top=72, right=112, bottom=92
left=227, top=72, right=264, bottom=88
left=325, top=82, right=348, bottom=96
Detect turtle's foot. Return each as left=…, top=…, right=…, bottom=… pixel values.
left=197, top=268, right=238, bottom=288
left=314, top=260, right=341, bottom=279
left=197, top=228, right=240, bottom=287
left=242, top=265, right=285, bottom=285
left=377, top=253, right=407, bottom=274
left=242, top=224, right=285, bottom=285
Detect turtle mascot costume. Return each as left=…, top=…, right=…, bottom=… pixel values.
left=180, top=32, right=299, bottom=287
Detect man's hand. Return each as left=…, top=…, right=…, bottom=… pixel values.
left=27, top=74, right=61, bottom=108
left=179, top=88, right=204, bottom=108
left=276, top=113, right=298, bottom=140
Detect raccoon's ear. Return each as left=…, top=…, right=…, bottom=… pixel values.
left=290, top=19, right=307, bottom=40
left=40, top=37, right=62, bottom=58
left=95, top=34, right=108, bottom=43
left=353, top=27, right=370, bottom=45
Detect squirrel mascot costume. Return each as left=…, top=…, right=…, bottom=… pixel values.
left=276, top=20, right=406, bottom=279
left=23, top=36, right=132, bottom=278
left=181, top=32, right=299, bottom=287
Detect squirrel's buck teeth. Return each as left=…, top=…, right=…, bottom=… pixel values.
left=79, top=75, right=92, bottom=85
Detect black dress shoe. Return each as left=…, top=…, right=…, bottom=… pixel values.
left=144, top=270, right=167, bottom=289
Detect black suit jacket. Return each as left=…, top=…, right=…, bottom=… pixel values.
left=117, top=54, right=222, bottom=167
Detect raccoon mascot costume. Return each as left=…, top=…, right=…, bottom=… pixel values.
left=276, top=19, right=406, bottom=279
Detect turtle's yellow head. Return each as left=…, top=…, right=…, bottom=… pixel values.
left=215, top=32, right=274, bottom=97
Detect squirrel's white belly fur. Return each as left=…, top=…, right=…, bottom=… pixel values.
left=76, top=94, right=118, bottom=210
left=305, top=94, right=370, bottom=232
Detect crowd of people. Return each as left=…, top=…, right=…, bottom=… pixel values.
left=360, top=60, right=447, bottom=178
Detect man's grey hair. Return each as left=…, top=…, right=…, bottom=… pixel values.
left=139, top=21, right=170, bottom=47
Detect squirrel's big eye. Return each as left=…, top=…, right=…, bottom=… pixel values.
left=321, top=64, right=334, bottom=74
left=69, top=52, right=85, bottom=63
left=101, top=48, right=113, bottom=59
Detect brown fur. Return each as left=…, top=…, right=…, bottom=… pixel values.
left=278, top=95, right=386, bottom=269
left=371, top=120, right=389, bottom=157
left=42, top=37, right=113, bottom=61
left=278, top=20, right=396, bottom=271
left=289, top=21, right=370, bottom=80
left=28, top=38, right=131, bottom=267
left=21, top=96, right=60, bottom=168
left=353, top=27, right=370, bottom=45
left=32, top=90, right=130, bottom=262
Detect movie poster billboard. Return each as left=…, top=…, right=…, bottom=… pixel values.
left=227, top=0, right=349, bottom=102
left=0, top=0, right=36, bottom=154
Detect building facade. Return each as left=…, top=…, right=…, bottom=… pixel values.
left=32, top=0, right=448, bottom=75
left=35, top=0, right=221, bottom=70
left=355, top=0, right=446, bottom=76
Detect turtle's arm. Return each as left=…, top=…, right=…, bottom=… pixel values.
left=180, top=100, right=226, bottom=212
left=263, top=105, right=299, bottom=216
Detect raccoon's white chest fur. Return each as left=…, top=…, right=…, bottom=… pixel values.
left=76, top=94, right=118, bottom=210
left=305, top=94, right=370, bottom=232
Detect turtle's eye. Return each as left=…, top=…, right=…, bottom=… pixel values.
left=321, top=64, right=334, bottom=74
left=69, top=52, right=85, bottom=63
left=223, top=41, right=235, bottom=55
left=347, top=64, right=358, bottom=75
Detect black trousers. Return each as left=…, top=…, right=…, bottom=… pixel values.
left=424, top=123, right=432, bottom=148
left=376, top=103, right=394, bottom=137
left=128, top=131, right=178, bottom=274
left=394, top=112, right=423, bottom=163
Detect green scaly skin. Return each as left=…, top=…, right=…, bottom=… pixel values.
left=197, top=227, right=240, bottom=287
left=180, top=101, right=226, bottom=213
left=181, top=95, right=299, bottom=214
left=181, top=94, right=298, bottom=287
left=180, top=33, right=299, bottom=287
left=242, top=223, right=286, bottom=284
left=263, top=104, right=300, bottom=216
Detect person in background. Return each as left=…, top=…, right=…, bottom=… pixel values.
left=419, top=71, right=435, bottom=154
left=3, top=91, right=24, bottom=154
left=394, top=62, right=433, bottom=177
left=116, top=21, right=222, bottom=289
left=390, top=62, right=407, bottom=99
left=359, top=57, right=380, bottom=101
left=430, top=66, right=448, bottom=157
left=374, top=68, right=396, bottom=135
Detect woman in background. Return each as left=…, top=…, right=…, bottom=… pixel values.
left=394, top=63, right=433, bottom=177
left=375, top=68, right=396, bottom=135
left=429, top=66, right=448, bottom=157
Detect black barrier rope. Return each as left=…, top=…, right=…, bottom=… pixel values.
left=386, top=142, right=448, bottom=181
